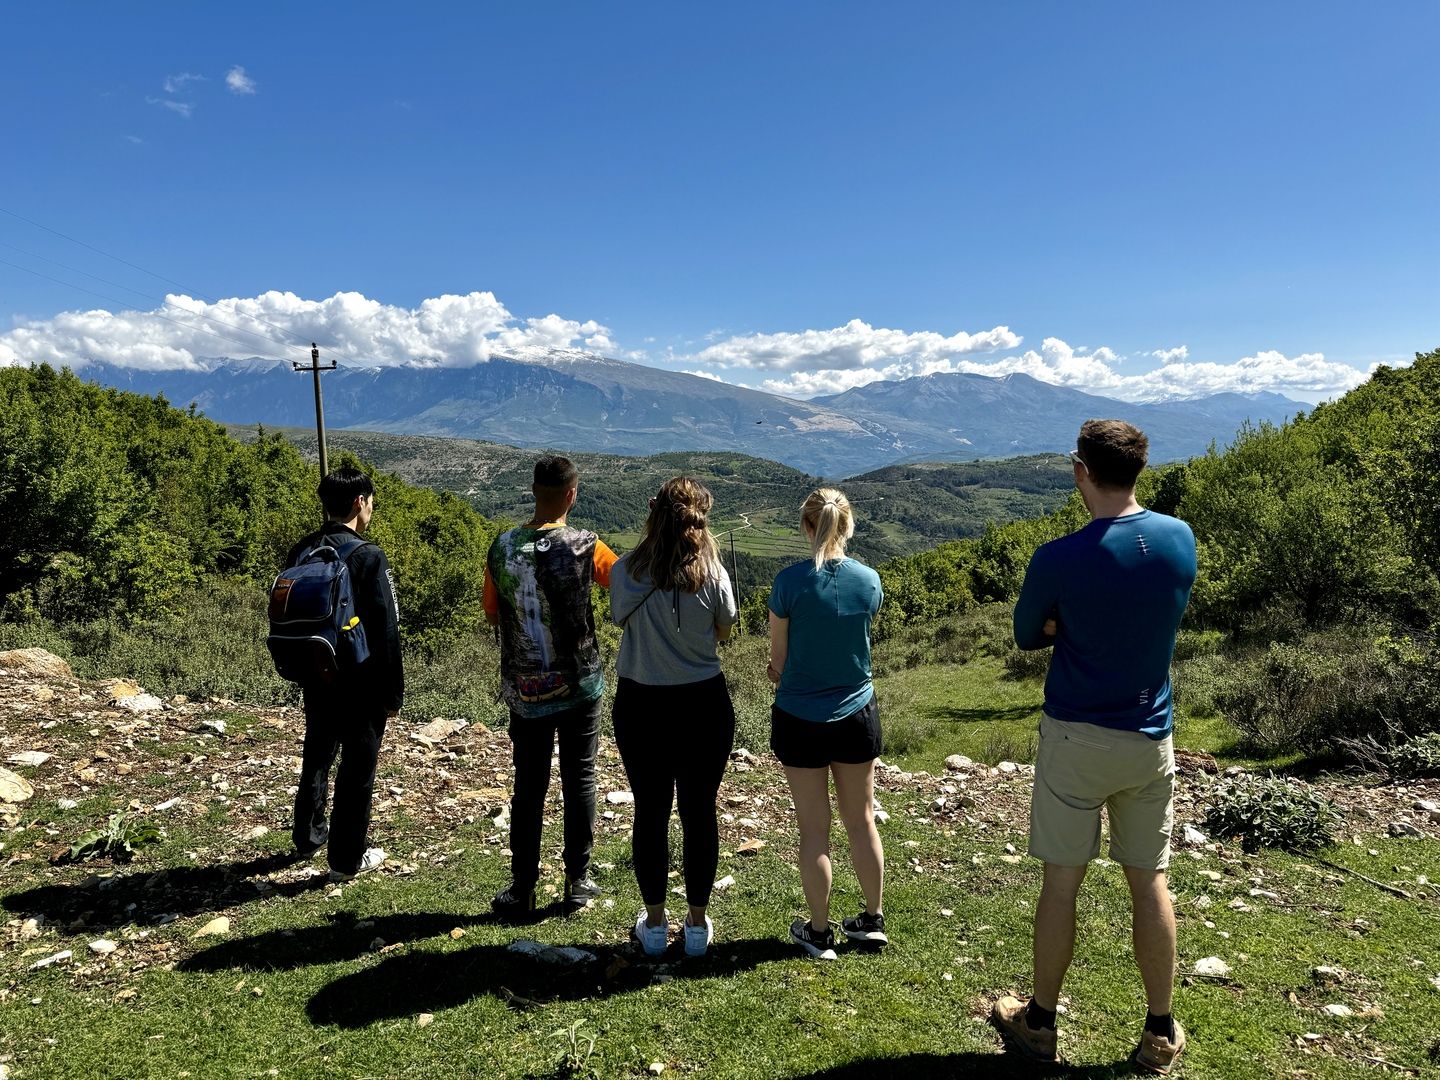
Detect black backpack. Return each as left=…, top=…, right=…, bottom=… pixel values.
left=266, top=538, right=372, bottom=685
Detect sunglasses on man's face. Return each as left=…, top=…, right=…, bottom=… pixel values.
left=1067, top=449, right=1089, bottom=473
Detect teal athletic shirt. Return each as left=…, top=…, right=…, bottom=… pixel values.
left=768, top=557, right=883, bottom=723
left=1013, top=509, right=1197, bottom=739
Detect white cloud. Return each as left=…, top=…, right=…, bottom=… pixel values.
left=718, top=331, right=1368, bottom=403
left=225, top=66, right=257, bottom=95
left=1143, top=345, right=1189, bottom=363
left=147, top=97, right=194, bottom=119
left=123, top=134, right=144, bottom=145
left=683, top=369, right=726, bottom=383
left=164, top=73, right=206, bottom=93
left=685, top=318, right=1022, bottom=372
left=0, top=291, right=614, bottom=371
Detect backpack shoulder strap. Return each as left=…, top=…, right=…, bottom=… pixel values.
left=618, top=585, right=659, bottom=627
left=332, top=537, right=373, bottom=562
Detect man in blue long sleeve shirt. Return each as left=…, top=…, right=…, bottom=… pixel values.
left=992, top=420, right=1197, bottom=1076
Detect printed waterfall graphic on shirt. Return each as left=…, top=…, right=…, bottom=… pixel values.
left=488, top=525, right=604, bottom=716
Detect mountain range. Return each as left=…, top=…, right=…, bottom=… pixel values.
left=78, top=347, right=1299, bottom=476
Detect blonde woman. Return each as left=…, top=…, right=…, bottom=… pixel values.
left=610, top=477, right=738, bottom=959
left=767, top=488, right=886, bottom=959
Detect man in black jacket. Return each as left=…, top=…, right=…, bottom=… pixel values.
left=286, top=467, right=403, bottom=881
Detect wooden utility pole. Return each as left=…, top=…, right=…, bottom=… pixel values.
left=293, top=342, right=336, bottom=477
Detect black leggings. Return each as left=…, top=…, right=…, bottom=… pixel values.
left=613, top=674, right=735, bottom=908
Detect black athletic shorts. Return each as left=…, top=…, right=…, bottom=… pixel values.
left=770, top=696, right=882, bottom=769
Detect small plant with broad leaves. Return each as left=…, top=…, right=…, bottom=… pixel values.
left=67, top=813, right=163, bottom=863
left=549, top=1019, right=598, bottom=1080
left=1202, top=773, right=1343, bottom=853
left=1388, top=732, right=1440, bottom=778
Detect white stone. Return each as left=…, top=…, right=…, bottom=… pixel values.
left=57, top=798, right=78, bottom=810
left=28, top=950, right=71, bottom=971
left=117, top=694, right=164, bottom=713
left=872, top=809, right=890, bottom=824
left=6, top=752, right=51, bottom=768
left=1194, top=956, right=1231, bottom=977
left=944, top=754, right=973, bottom=771
left=605, top=791, right=634, bottom=805
left=88, top=939, right=118, bottom=955
left=1182, top=824, right=1209, bottom=847
left=507, top=939, right=596, bottom=965
left=1323, top=1004, right=1353, bottom=1017
left=997, top=761, right=1019, bottom=774
left=713, top=875, right=735, bottom=892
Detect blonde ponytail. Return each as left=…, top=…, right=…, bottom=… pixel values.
left=801, top=487, right=854, bottom=570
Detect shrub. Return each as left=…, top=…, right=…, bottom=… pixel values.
left=1203, top=773, right=1343, bottom=852
left=1389, top=732, right=1440, bottom=778
left=1003, top=647, right=1051, bottom=682
left=1172, top=629, right=1224, bottom=662
left=1171, top=653, right=1226, bottom=716
left=1210, top=627, right=1439, bottom=755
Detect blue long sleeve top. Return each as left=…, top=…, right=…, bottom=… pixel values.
left=1013, top=509, right=1197, bottom=739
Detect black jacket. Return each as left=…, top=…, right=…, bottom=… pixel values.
left=285, top=523, right=404, bottom=712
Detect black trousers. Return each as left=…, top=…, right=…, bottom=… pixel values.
left=613, top=674, right=735, bottom=908
left=508, top=697, right=601, bottom=891
left=292, top=693, right=387, bottom=875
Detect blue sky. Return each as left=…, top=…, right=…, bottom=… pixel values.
left=2, top=2, right=1436, bottom=401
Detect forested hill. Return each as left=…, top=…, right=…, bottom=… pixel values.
left=226, top=426, right=1078, bottom=563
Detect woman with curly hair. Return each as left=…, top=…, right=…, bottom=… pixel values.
left=767, top=487, right=886, bottom=960
left=610, top=477, right=738, bottom=958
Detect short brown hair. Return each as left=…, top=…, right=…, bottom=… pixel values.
left=1076, top=420, right=1148, bottom=489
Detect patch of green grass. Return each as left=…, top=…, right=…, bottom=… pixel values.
left=4, top=786, right=1438, bottom=1079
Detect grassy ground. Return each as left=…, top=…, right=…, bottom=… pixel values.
left=3, top=667, right=1439, bottom=1079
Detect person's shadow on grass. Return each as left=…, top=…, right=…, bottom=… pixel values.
left=1, top=851, right=330, bottom=932
left=781, top=1051, right=1137, bottom=1078
left=303, top=935, right=795, bottom=1028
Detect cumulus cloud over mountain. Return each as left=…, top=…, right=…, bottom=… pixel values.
left=0, top=289, right=1374, bottom=403
left=0, top=291, right=613, bottom=371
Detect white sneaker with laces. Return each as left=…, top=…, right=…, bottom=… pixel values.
left=328, top=847, right=385, bottom=882
left=683, top=915, right=714, bottom=958
left=633, top=909, right=669, bottom=957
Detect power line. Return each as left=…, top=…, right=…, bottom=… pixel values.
left=0, top=257, right=303, bottom=362
left=0, top=204, right=336, bottom=355
left=0, top=239, right=323, bottom=360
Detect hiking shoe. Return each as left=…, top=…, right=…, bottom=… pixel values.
left=491, top=883, right=537, bottom=917
left=632, top=909, right=669, bottom=957
left=683, top=914, right=714, bottom=958
left=990, top=995, right=1060, bottom=1064
left=327, top=847, right=385, bottom=882
left=841, top=909, right=888, bottom=945
left=1132, top=1018, right=1186, bottom=1075
left=789, top=918, right=838, bottom=960
left=564, top=875, right=602, bottom=907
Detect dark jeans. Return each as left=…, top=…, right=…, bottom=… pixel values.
left=508, top=697, right=601, bottom=890
left=613, top=674, right=735, bottom=908
left=293, top=693, right=387, bottom=874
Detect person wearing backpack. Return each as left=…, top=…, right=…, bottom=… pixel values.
left=282, top=467, right=403, bottom=882
left=485, top=455, right=617, bottom=917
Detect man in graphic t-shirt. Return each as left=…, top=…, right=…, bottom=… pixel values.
left=483, top=455, right=617, bottom=917
left=990, top=420, right=1197, bottom=1076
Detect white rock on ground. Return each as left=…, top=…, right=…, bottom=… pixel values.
left=0, top=768, right=34, bottom=804
left=117, top=694, right=164, bottom=713
left=605, top=791, right=634, bottom=805
left=6, top=752, right=51, bottom=768
left=1194, top=956, right=1232, bottom=977
left=28, top=950, right=72, bottom=971
left=944, top=754, right=973, bottom=771
left=507, top=939, right=595, bottom=965
left=1323, top=1004, right=1353, bottom=1017
left=88, top=940, right=118, bottom=955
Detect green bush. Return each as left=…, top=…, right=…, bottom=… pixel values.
left=1003, top=647, right=1051, bottom=682
left=1389, top=732, right=1440, bottom=778
left=1173, top=629, right=1224, bottom=662
left=1203, top=773, right=1343, bottom=852
left=1210, top=628, right=1439, bottom=755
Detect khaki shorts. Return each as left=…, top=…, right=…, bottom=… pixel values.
left=1029, top=713, right=1175, bottom=871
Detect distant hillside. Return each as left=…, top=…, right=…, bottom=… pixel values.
left=81, top=347, right=1299, bottom=476
left=231, top=426, right=1076, bottom=563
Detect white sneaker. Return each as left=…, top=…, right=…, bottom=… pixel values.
left=683, top=914, right=714, bottom=958
left=632, top=909, right=669, bottom=957
left=328, top=847, right=385, bottom=882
